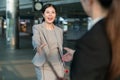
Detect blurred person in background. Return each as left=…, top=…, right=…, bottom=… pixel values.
left=62, top=0, right=113, bottom=80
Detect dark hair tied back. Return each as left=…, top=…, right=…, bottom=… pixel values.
left=41, top=3, right=57, bottom=14
left=98, top=0, right=112, bottom=9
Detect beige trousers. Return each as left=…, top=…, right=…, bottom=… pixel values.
left=35, top=63, right=64, bottom=80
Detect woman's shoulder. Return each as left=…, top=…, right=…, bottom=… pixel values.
left=33, top=23, right=43, bottom=29
left=55, top=25, right=63, bottom=31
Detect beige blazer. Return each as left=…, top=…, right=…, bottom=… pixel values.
left=32, top=22, right=63, bottom=66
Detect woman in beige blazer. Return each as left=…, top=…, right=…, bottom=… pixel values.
left=32, top=4, right=64, bottom=80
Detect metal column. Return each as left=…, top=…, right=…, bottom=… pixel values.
left=6, top=0, right=19, bottom=49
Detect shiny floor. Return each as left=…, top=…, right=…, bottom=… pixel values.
left=0, top=33, right=76, bottom=80
left=0, top=34, right=36, bottom=80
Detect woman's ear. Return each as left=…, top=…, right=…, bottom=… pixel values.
left=42, top=13, right=44, bottom=18
left=42, top=14, right=45, bottom=22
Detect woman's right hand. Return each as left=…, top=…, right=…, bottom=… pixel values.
left=37, top=43, right=46, bottom=54
left=62, top=47, right=75, bottom=62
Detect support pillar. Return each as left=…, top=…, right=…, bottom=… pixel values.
left=6, top=0, right=19, bottom=49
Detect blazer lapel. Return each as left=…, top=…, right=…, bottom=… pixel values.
left=41, top=23, right=48, bottom=42
left=54, top=27, right=63, bottom=55
left=38, top=23, right=50, bottom=55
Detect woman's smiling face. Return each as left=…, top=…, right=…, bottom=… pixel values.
left=43, top=6, right=56, bottom=24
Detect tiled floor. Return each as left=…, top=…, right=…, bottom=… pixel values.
left=0, top=35, right=37, bottom=80
left=0, top=36, right=70, bottom=80
left=0, top=32, right=78, bottom=80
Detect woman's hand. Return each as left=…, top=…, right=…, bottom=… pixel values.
left=62, top=47, right=75, bottom=62
left=37, top=43, right=46, bottom=54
